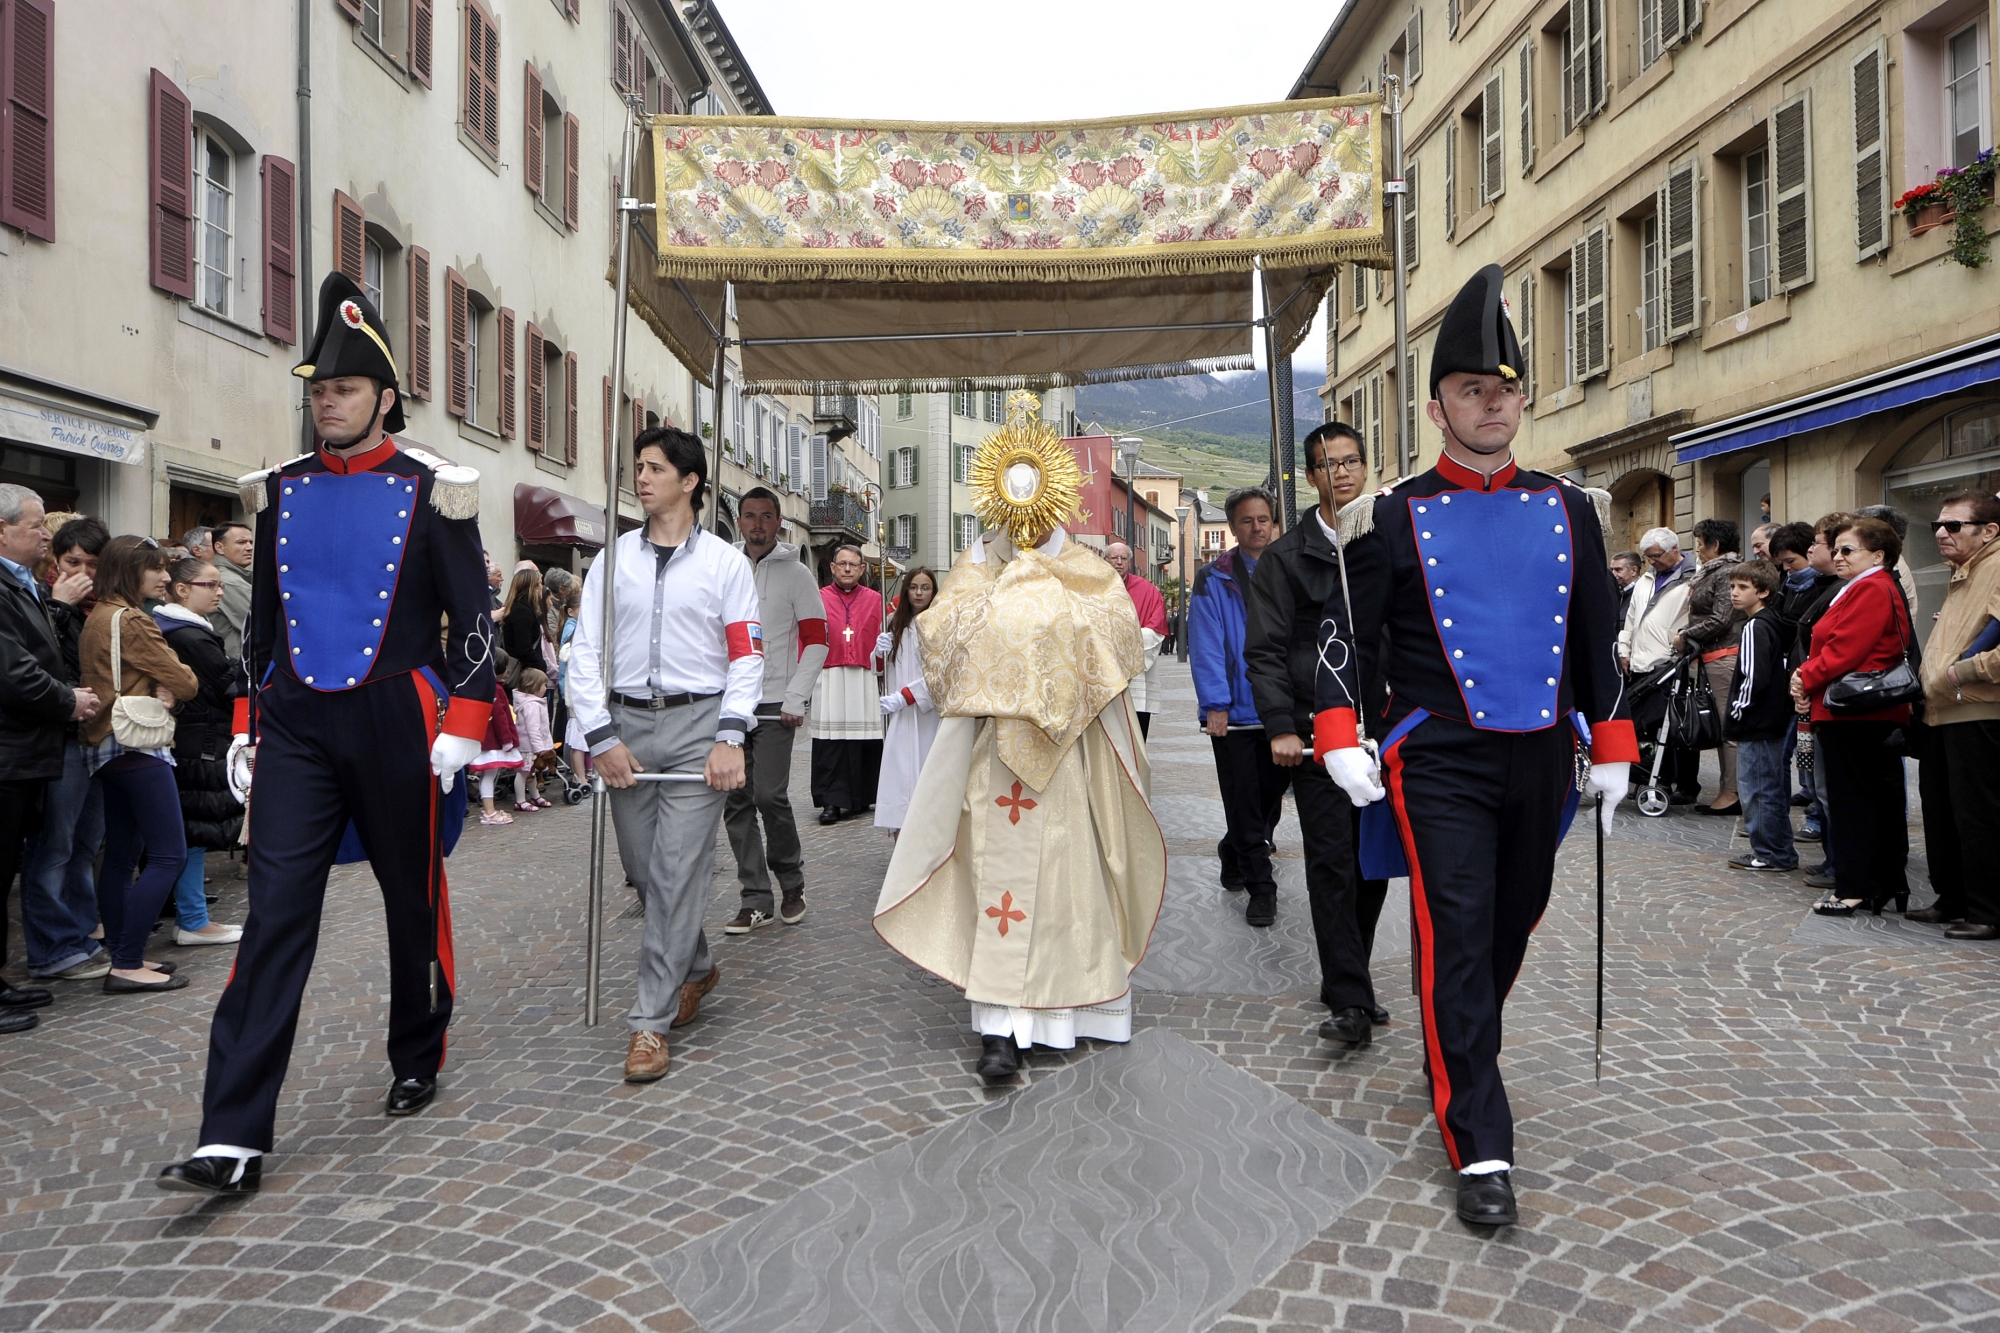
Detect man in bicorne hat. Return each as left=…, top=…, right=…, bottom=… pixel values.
left=156, top=273, right=496, bottom=1195
left=1311, top=263, right=1637, bottom=1227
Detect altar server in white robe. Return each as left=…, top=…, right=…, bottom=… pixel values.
left=874, top=567, right=940, bottom=833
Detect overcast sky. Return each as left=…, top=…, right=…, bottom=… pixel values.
left=713, top=0, right=1345, bottom=374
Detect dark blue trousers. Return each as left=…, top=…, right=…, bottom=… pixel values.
left=198, top=671, right=453, bottom=1151
left=96, top=755, right=187, bottom=969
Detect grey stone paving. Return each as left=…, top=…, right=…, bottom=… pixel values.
left=3, top=658, right=1998, bottom=1333
left=654, top=1028, right=1392, bottom=1333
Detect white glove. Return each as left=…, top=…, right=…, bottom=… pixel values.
left=1586, top=761, right=1630, bottom=835
left=874, top=630, right=894, bottom=659
left=879, top=691, right=908, bottom=716
left=1323, top=746, right=1387, bottom=807
left=430, top=733, right=483, bottom=793
left=226, top=735, right=254, bottom=805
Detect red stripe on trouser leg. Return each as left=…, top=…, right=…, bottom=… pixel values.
left=1382, top=735, right=1464, bottom=1172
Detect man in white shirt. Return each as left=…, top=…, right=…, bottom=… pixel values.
left=568, top=427, right=761, bottom=1084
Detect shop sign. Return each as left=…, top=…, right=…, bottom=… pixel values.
left=0, top=390, right=148, bottom=466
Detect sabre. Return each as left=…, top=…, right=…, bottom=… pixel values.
left=1594, top=792, right=1606, bottom=1083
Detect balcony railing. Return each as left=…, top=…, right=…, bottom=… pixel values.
left=813, top=394, right=859, bottom=430
left=809, top=489, right=870, bottom=538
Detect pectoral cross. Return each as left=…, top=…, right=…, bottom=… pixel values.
left=843, top=625, right=854, bottom=644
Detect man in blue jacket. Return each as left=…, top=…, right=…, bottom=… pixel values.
left=1189, top=487, right=1284, bottom=922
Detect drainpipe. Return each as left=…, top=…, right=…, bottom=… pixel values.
left=295, top=0, right=314, bottom=449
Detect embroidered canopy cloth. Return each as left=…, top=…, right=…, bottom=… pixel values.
left=642, top=97, right=1387, bottom=391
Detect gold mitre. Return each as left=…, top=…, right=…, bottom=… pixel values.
left=967, top=391, right=1085, bottom=547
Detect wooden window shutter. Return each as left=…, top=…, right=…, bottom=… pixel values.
left=613, top=5, right=633, bottom=91
left=1658, top=0, right=1685, bottom=53
left=1402, top=160, right=1419, bottom=268
left=1443, top=119, right=1457, bottom=239
left=1402, top=352, right=1418, bottom=463
left=524, top=323, right=546, bottom=451
left=147, top=69, right=194, bottom=297
left=333, top=189, right=365, bottom=281
left=1570, top=224, right=1607, bottom=380
left=1481, top=71, right=1505, bottom=203
left=1353, top=258, right=1367, bottom=312
left=466, top=2, right=499, bottom=156
left=259, top=155, right=297, bottom=343
left=1519, top=42, right=1535, bottom=176
left=1368, top=374, right=1383, bottom=472
left=407, top=245, right=432, bottom=400
left=1516, top=271, right=1535, bottom=402
left=335, top=0, right=362, bottom=21
left=1405, top=12, right=1422, bottom=83
left=1588, top=0, right=1607, bottom=115
left=1773, top=90, right=1814, bottom=290
left=632, top=393, right=644, bottom=443
left=658, top=73, right=678, bottom=115
left=1568, top=239, right=1587, bottom=383
left=811, top=432, right=829, bottom=500
left=564, top=352, right=579, bottom=464
left=564, top=113, right=580, bottom=229
left=602, top=377, right=613, bottom=457
left=410, top=0, right=434, bottom=88
left=1852, top=46, right=1888, bottom=261
left=524, top=64, right=544, bottom=196
left=1446, top=0, right=1459, bottom=38
left=567, top=0, right=580, bottom=21
left=1565, top=0, right=1589, bottom=131
left=444, top=267, right=469, bottom=418
left=1, top=0, right=56, bottom=241
left=1661, top=159, right=1698, bottom=340
left=497, top=306, right=516, bottom=438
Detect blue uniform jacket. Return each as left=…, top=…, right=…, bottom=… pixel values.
left=1188, top=549, right=1262, bottom=727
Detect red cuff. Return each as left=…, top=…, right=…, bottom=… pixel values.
left=231, top=697, right=249, bottom=734
left=1589, top=718, right=1641, bottom=765
left=901, top=686, right=916, bottom=706
left=442, top=696, right=494, bottom=741
left=1312, top=708, right=1359, bottom=755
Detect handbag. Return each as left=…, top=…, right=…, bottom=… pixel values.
left=1665, top=660, right=1722, bottom=751
left=1823, top=589, right=1925, bottom=716
left=108, top=608, right=178, bottom=749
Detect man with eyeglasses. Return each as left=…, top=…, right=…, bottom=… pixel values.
left=1912, top=491, right=2000, bottom=938
left=1242, top=422, right=1390, bottom=1025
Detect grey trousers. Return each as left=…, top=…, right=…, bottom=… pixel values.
left=722, top=709, right=805, bottom=912
left=606, top=697, right=721, bottom=1034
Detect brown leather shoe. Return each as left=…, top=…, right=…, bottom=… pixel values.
left=673, top=963, right=720, bottom=1029
left=624, top=1030, right=670, bottom=1082
left=1944, top=922, right=2000, bottom=941
left=1906, top=905, right=1961, bottom=924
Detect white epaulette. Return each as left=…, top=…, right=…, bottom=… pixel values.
left=1557, top=474, right=1615, bottom=532
left=1337, top=474, right=1416, bottom=544
left=401, top=446, right=482, bottom=520
left=235, top=453, right=314, bottom=513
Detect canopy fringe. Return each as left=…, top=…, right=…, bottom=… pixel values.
left=742, top=354, right=1256, bottom=397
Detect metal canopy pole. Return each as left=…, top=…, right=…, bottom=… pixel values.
left=711, top=286, right=730, bottom=534
left=1386, top=75, right=1412, bottom=480
left=587, top=96, right=645, bottom=1026
left=1257, top=259, right=1297, bottom=529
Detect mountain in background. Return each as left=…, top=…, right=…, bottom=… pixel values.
left=1074, top=367, right=1328, bottom=492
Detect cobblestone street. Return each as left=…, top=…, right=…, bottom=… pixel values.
left=4, top=658, right=1999, bottom=1333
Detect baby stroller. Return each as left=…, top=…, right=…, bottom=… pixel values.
left=538, top=748, right=591, bottom=805
left=1629, top=651, right=1709, bottom=818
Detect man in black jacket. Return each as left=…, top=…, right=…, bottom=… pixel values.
left=0, top=484, right=100, bottom=1031
left=1242, top=421, right=1387, bottom=1033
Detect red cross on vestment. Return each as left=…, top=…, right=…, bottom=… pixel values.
left=985, top=891, right=1026, bottom=936
left=995, top=781, right=1037, bottom=825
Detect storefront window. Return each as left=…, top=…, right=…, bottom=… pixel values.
left=1883, top=399, right=2000, bottom=622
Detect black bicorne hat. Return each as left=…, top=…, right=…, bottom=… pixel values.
left=294, top=272, right=405, bottom=433
left=1428, top=263, right=1524, bottom=400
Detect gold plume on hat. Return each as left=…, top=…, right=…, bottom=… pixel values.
left=967, top=391, right=1085, bottom=547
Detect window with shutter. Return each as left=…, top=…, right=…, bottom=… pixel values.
left=1569, top=224, right=1608, bottom=382
left=1, top=0, right=55, bottom=241
left=336, top=0, right=363, bottom=19
left=1516, top=270, right=1535, bottom=402
left=1641, top=0, right=1661, bottom=71
left=1661, top=158, right=1698, bottom=341
left=524, top=64, right=544, bottom=196
left=445, top=267, right=469, bottom=418
left=464, top=1, right=500, bottom=157
left=565, top=351, right=579, bottom=465
left=1368, top=374, right=1382, bottom=472
left=1773, top=90, right=1813, bottom=290
left=260, top=156, right=297, bottom=342
left=613, top=5, right=633, bottom=90
left=333, top=190, right=365, bottom=282
left=1402, top=352, right=1418, bottom=466
left=1444, top=119, right=1457, bottom=238
left=1585, top=0, right=1606, bottom=117
left=564, top=113, right=580, bottom=229
left=406, top=245, right=432, bottom=400
left=1405, top=12, right=1423, bottom=83
left=633, top=393, right=645, bottom=444
left=1352, top=259, right=1368, bottom=312
left=1402, top=160, right=1419, bottom=268
left=1658, top=0, right=1686, bottom=55
left=1518, top=42, right=1535, bottom=175
left=1446, top=0, right=1459, bottom=37
left=602, top=377, right=612, bottom=458
left=410, top=0, right=434, bottom=87
left=497, top=306, right=516, bottom=438
left=811, top=433, right=829, bottom=500
left=148, top=70, right=194, bottom=297
left=1481, top=71, right=1504, bottom=203
left=1851, top=45, right=1888, bottom=261
left=523, top=324, right=545, bottom=450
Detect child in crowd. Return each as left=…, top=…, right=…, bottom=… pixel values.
left=471, top=678, right=524, bottom=826
left=512, top=668, right=556, bottom=811
left=1724, top=559, right=1799, bottom=872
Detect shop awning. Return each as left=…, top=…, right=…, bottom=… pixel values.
left=1672, top=333, right=2000, bottom=464
left=514, top=483, right=608, bottom=548
left=644, top=97, right=1388, bottom=393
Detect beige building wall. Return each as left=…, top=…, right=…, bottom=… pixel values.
left=1302, top=0, right=2000, bottom=581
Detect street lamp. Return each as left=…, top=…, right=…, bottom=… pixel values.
left=1175, top=502, right=1192, bottom=662
left=1116, top=436, right=1144, bottom=566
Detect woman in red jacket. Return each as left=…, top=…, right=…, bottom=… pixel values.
left=1790, top=516, right=1914, bottom=916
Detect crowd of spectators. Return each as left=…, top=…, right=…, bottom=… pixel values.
left=1613, top=495, right=2000, bottom=938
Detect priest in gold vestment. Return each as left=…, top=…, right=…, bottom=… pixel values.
left=872, top=394, right=1167, bottom=1081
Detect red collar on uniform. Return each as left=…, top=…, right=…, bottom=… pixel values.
left=1435, top=450, right=1518, bottom=492
left=317, top=437, right=399, bottom=474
